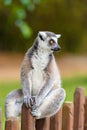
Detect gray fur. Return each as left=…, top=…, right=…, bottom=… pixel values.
left=5, top=31, right=66, bottom=119
left=45, top=31, right=57, bottom=37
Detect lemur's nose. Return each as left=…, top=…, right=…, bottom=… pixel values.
left=54, top=45, right=61, bottom=51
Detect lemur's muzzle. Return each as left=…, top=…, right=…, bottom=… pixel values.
left=51, top=44, right=61, bottom=51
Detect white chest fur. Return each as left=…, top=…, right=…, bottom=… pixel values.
left=30, top=49, right=50, bottom=95
left=32, top=48, right=49, bottom=69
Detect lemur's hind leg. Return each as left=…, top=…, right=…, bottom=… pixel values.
left=5, top=89, right=23, bottom=118
left=31, top=88, right=66, bottom=119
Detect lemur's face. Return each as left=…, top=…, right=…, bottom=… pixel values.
left=38, top=31, right=61, bottom=52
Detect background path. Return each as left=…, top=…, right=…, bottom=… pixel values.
left=0, top=53, right=87, bottom=81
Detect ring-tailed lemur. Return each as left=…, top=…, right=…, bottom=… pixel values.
left=5, top=31, right=66, bottom=119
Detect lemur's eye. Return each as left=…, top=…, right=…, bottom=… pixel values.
left=49, top=39, right=55, bottom=45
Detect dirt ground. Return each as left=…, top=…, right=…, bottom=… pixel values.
left=0, top=53, right=87, bottom=81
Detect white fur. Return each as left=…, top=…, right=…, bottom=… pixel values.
left=51, top=37, right=58, bottom=43
left=28, top=71, right=32, bottom=95
left=28, top=46, right=50, bottom=96
left=38, top=31, right=46, bottom=39
left=56, top=34, right=61, bottom=38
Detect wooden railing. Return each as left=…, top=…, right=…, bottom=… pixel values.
left=0, top=87, right=87, bottom=130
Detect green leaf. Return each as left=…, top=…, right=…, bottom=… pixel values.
left=4, top=0, right=12, bottom=5
left=20, top=0, right=30, bottom=5
left=27, top=4, right=35, bottom=11
left=33, top=0, right=40, bottom=4
left=15, top=8, right=26, bottom=20
left=16, top=20, right=32, bottom=38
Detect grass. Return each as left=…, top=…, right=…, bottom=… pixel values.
left=0, top=75, right=87, bottom=129
left=0, top=80, right=21, bottom=129
left=62, top=75, right=87, bottom=101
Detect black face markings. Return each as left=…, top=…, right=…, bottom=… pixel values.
left=39, top=34, right=44, bottom=41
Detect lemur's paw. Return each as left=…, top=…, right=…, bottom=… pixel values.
left=31, top=96, right=40, bottom=110
left=31, top=109, right=41, bottom=117
left=30, top=96, right=37, bottom=106
left=23, top=96, right=31, bottom=108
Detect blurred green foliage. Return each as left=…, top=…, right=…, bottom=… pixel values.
left=0, top=0, right=87, bottom=53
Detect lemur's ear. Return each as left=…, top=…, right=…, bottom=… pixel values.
left=56, top=34, right=61, bottom=39
left=38, top=32, right=46, bottom=41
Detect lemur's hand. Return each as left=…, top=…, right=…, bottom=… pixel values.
left=24, top=96, right=31, bottom=108
left=24, top=96, right=40, bottom=109
left=30, top=96, right=41, bottom=117
left=30, top=96, right=40, bottom=110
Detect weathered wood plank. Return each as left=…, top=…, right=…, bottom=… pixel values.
left=21, top=104, right=35, bottom=130
left=84, top=96, right=87, bottom=130
left=36, top=118, right=50, bottom=130
left=5, top=117, right=19, bottom=130
left=50, top=108, right=62, bottom=130
left=73, top=87, right=85, bottom=130
left=62, top=102, right=73, bottom=130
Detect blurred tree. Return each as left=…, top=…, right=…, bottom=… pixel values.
left=28, top=0, right=87, bottom=53
left=3, top=0, right=41, bottom=38
left=0, top=0, right=41, bottom=52
left=0, top=0, right=87, bottom=53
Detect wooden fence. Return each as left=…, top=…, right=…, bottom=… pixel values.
left=0, top=87, right=87, bottom=130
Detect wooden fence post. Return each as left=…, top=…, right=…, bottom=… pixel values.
left=62, top=102, right=73, bottom=130
left=36, top=118, right=50, bottom=130
left=74, top=87, right=85, bottom=130
left=50, top=108, right=62, bottom=130
left=21, top=104, right=35, bottom=130
left=84, top=96, right=87, bottom=130
left=5, top=117, right=19, bottom=130
left=0, top=109, right=2, bottom=130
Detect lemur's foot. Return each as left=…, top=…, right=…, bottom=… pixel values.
left=31, top=108, right=41, bottom=117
